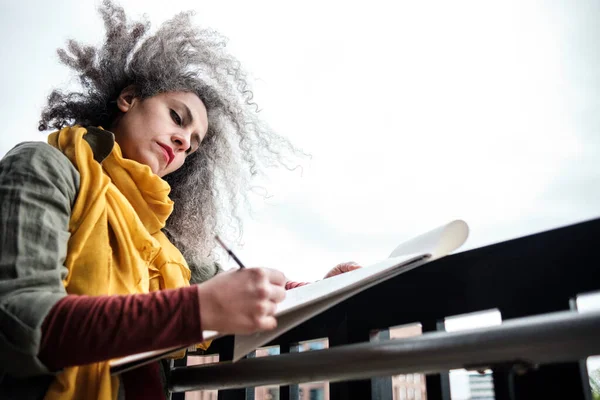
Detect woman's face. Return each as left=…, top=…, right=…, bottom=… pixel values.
left=112, top=89, right=209, bottom=177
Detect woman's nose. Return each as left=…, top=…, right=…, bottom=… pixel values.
left=172, top=132, right=191, bottom=151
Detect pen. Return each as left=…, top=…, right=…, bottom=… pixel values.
left=214, top=235, right=246, bottom=269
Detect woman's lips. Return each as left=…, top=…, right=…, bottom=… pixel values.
left=157, top=143, right=174, bottom=166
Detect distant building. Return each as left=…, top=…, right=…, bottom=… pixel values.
left=389, top=324, right=427, bottom=400
left=468, top=371, right=495, bottom=400
left=253, top=343, right=329, bottom=400
left=184, top=354, right=219, bottom=400
left=449, top=370, right=495, bottom=400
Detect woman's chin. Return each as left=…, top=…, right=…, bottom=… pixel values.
left=135, top=155, right=162, bottom=176
left=152, top=164, right=163, bottom=177
left=154, top=163, right=168, bottom=177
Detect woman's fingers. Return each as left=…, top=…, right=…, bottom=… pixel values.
left=270, top=285, right=286, bottom=303
left=197, top=267, right=287, bottom=335
left=266, top=268, right=287, bottom=286
left=256, top=315, right=278, bottom=331
left=324, top=261, right=363, bottom=279
left=339, top=264, right=361, bottom=273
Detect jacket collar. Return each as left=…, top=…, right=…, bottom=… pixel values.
left=83, top=126, right=115, bottom=163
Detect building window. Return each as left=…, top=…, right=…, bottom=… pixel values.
left=309, top=388, right=324, bottom=400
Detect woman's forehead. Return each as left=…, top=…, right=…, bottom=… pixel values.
left=160, top=91, right=204, bottom=107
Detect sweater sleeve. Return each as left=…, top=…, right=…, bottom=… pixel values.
left=38, top=286, right=203, bottom=370
left=0, top=142, right=79, bottom=377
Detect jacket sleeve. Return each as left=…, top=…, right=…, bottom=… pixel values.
left=0, top=142, right=79, bottom=377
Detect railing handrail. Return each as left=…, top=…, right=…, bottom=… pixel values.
left=170, top=309, right=600, bottom=392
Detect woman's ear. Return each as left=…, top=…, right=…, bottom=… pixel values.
left=116, top=85, right=137, bottom=113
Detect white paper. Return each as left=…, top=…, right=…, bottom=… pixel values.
left=233, top=220, right=469, bottom=361
left=233, top=254, right=429, bottom=360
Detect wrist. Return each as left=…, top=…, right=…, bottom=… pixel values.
left=197, top=282, right=226, bottom=332
left=196, top=284, right=213, bottom=331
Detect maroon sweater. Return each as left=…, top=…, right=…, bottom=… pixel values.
left=39, top=286, right=201, bottom=400
left=39, top=281, right=307, bottom=399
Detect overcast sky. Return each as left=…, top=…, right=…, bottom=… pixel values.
left=1, top=0, right=600, bottom=287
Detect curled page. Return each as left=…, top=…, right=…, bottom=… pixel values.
left=389, top=219, right=469, bottom=260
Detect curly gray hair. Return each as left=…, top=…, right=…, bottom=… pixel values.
left=38, top=0, right=301, bottom=281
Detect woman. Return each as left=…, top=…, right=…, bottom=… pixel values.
left=0, top=2, right=358, bottom=399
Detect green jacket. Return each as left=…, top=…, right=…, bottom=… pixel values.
left=0, top=128, right=221, bottom=399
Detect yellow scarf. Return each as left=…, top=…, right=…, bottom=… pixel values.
left=44, top=126, right=192, bottom=400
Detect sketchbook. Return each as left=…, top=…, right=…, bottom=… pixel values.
left=110, top=220, right=469, bottom=374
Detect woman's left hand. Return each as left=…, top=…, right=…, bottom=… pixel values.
left=323, top=261, right=362, bottom=279
left=286, top=262, right=363, bottom=290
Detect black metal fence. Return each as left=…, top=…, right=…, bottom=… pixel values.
left=170, top=217, right=600, bottom=400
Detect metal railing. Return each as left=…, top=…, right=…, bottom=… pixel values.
left=171, top=217, right=600, bottom=400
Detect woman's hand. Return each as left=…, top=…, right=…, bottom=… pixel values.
left=287, top=262, right=363, bottom=290
left=196, top=267, right=286, bottom=334
left=323, top=261, right=362, bottom=279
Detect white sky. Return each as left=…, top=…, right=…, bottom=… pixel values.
left=1, top=0, right=600, bottom=285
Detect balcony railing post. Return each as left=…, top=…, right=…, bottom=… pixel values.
left=370, top=329, right=393, bottom=400
left=279, top=343, right=300, bottom=400
left=243, top=351, right=256, bottom=400
left=570, top=298, right=594, bottom=400
left=328, top=312, right=374, bottom=400
left=422, top=320, right=451, bottom=400
left=491, top=365, right=516, bottom=400
left=217, top=336, right=247, bottom=400
left=171, top=357, right=187, bottom=400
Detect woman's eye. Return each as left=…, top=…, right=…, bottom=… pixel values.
left=170, top=109, right=182, bottom=126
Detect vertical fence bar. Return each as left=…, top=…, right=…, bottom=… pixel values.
left=171, top=357, right=188, bottom=400
left=422, top=320, right=451, bottom=400
left=370, top=329, right=394, bottom=400
left=328, top=313, right=373, bottom=400
left=217, top=336, right=246, bottom=400
left=279, top=343, right=300, bottom=400
left=570, top=298, right=594, bottom=400
left=244, top=351, right=256, bottom=400
left=492, top=366, right=516, bottom=400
